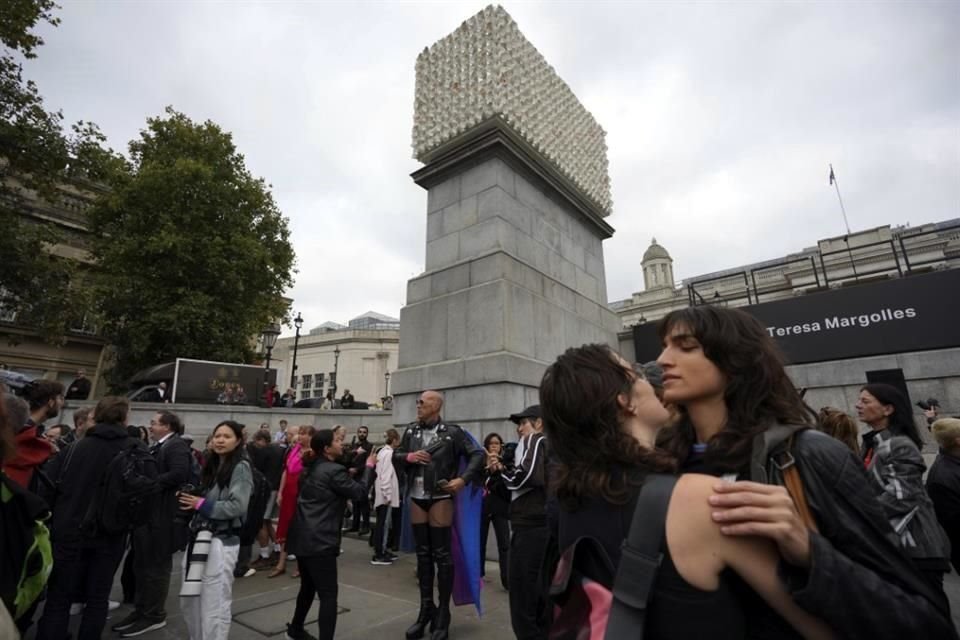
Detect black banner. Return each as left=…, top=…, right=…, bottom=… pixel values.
left=172, top=358, right=276, bottom=404
left=632, top=268, right=960, bottom=365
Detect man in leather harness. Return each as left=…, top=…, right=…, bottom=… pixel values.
left=394, top=390, right=484, bottom=640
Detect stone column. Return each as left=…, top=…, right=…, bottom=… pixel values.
left=391, top=6, right=621, bottom=439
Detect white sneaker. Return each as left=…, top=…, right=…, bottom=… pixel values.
left=287, top=554, right=296, bottom=560
left=108, top=600, right=121, bottom=611
left=243, top=567, right=257, bottom=578
left=70, top=602, right=85, bottom=615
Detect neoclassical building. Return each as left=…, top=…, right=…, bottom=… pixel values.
left=612, top=218, right=960, bottom=328
left=0, top=177, right=109, bottom=394
left=272, top=311, right=400, bottom=407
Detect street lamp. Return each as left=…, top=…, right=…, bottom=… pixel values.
left=384, top=371, right=391, bottom=398
left=260, top=323, right=281, bottom=406
left=332, top=344, right=341, bottom=401
left=290, top=312, right=303, bottom=388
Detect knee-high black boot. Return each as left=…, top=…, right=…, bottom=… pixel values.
left=406, top=523, right=436, bottom=640
left=430, top=526, right=454, bottom=640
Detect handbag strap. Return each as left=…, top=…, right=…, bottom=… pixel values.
left=772, top=434, right=819, bottom=532
left=604, top=474, right=678, bottom=640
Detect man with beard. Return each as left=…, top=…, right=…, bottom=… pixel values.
left=2, top=380, right=62, bottom=489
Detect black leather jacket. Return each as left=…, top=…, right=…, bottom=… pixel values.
left=393, top=420, right=484, bottom=497
left=286, top=459, right=372, bottom=558
left=750, top=425, right=956, bottom=640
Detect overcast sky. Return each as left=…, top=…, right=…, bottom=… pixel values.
left=26, top=1, right=960, bottom=334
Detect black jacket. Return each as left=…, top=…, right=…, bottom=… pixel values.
left=927, top=451, right=960, bottom=572
left=501, top=432, right=548, bottom=529
left=393, top=420, right=484, bottom=497
left=44, top=423, right=144, bottom=546
left=286, top=459, right=372, bottom=558
left=133, top=434, right=192, bottom=562
left=742, top=425, right=955, bottom=640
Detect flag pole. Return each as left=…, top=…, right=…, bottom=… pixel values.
left=829, top=164, right=858, bottom=280
left=830, top=163, right=851, bottom=235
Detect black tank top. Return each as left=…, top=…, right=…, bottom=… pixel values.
left=557, top=472, right=745, bottom=639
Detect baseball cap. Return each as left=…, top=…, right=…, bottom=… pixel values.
left=509, top=405, right=541, bottom=424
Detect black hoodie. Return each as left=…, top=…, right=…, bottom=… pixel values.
left=43, top=423, right=144, bottom=546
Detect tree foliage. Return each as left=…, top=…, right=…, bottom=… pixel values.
left=89, top=107, right=296, bottom=385
left=0, top=0, right=124, bottom=340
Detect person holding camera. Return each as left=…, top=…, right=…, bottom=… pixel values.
left=112, top=411, right=193, bottom=637
left=177, top=420, right=252, bottom=640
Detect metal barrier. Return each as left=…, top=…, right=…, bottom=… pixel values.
left=819, top=238, right=902, bottom=287
left=749, top=255, right=821, bottom=304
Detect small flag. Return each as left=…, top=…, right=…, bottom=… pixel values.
left=829, top=166, right=836, bottom=185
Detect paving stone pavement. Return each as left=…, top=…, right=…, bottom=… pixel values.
left=24, top=533, right=513, bottom=639
left=22, top=533, right=960, bottom=638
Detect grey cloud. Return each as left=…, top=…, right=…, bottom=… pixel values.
left=24, top=1, right=960, bottom=325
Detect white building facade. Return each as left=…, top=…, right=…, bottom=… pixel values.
left=272, top=312, right=399, bottom=407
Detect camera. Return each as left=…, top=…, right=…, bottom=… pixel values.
left=175, top=484, right=201, bottom=526
left=917, top=398, right=940, bottom=411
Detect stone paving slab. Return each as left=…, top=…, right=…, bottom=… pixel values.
left=23, top=533, right=960, bottom=638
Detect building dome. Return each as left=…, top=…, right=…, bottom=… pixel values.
left=642, top=238, right=671, bottom=262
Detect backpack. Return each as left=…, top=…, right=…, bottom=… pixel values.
left=548, top=474, right=677, bottom=640
left=239, top=465, right=270, bottom=545
left=0, top=473, right=53, bottom=622
left=82, top=442, right=159, bottom=536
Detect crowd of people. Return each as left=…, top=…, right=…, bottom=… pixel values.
left=2, top=305, right=960, bottom=640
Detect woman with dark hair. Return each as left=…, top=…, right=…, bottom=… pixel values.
left=177, top=420, right=252, bottom=640
left=544, top=344, right=831, bottom=639
left=655, top=305, right=954, bottom=638
left=856, top=383, right=950, bottom=584
left=283, top=429, right=374, bottom=640
left=816, top=407, right=859, bottom=454
left=480, top=432, right=510, bottom=588
left=271, top=425, right=316, bottom=578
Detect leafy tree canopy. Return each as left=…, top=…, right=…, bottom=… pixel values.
left=89, top=107, right=296, bottom=385
left=1, top=0, right=125, bottom=340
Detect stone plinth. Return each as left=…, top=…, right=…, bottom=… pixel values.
left=392, top=123, right=620, bottom=439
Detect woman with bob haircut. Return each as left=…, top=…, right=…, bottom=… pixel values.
left=856, top=383, right=950, bottom=584
left=655, top=305, right=954, bottom=639
left=543, top=344, right=832, bottom=639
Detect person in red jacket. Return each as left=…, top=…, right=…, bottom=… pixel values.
left=2, top=380, right=62, bottom=489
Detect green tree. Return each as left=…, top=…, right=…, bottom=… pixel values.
left=0, top=0, right=123, bottom=340
left=89, top=107, right=296, bottom=385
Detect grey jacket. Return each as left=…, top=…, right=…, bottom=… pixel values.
left=194, top=460, right=253, bottom=546
left=864, top=429, right=951, bottom=561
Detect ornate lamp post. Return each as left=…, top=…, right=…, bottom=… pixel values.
left=384, top=371, right=391, bottom=398
left=290, top=312, right=303, bottom=388
left=332, top=344, right=341, bottom=401
left=260, top=323, right=281, bottom=406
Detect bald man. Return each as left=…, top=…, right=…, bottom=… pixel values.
left=394, top=390, right=483, bottom=640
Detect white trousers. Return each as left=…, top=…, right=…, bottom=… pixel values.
left=180, top=537, right=239, bottom=640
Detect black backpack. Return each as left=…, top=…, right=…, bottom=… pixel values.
left=239, top=466, right=270, bottom=545
left=82, top=442, right=159, bottom=536
left=549, top=474, right=677, bottom=640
